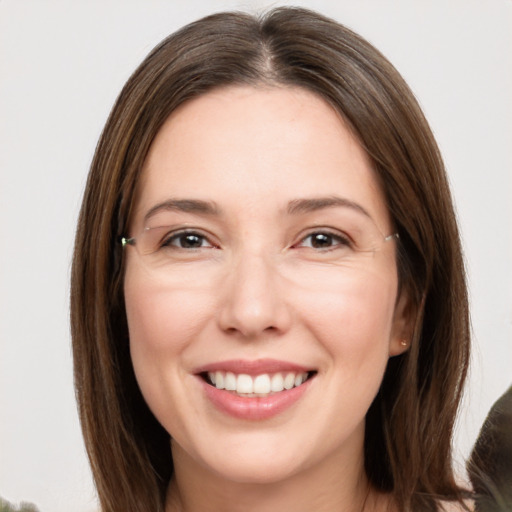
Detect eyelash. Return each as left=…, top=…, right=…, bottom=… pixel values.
left=161, top=230, right=216, bottom=250
left=159, top=228, right=352, bottom=252
left=294, top=230, right=352, bottom=251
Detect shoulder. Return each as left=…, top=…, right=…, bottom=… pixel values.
left=437, top=499, right=474, bottom=512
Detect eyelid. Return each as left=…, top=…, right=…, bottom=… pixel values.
left=159, top=227, right=220, bottom=249
left=291, top=227, right=353, bottom=249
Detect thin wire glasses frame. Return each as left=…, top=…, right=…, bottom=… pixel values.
left=120, top=225, right=399, bottom=262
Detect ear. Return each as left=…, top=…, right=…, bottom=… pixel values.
left=389, top=289, right=415, bottom=356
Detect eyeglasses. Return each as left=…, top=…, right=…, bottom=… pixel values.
left=121, top=214, right=398, bottom=283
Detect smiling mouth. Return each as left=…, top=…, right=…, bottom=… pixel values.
left=201, top=370, right=317, bottom=398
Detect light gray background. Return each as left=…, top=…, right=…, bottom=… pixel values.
left=1, top=1, right=511, bottom=511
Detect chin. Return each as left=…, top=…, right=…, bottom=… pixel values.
left=180, top=432, right=308, bottom=485
left=209, top=457, right=302, bottom=485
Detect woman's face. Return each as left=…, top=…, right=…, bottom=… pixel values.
left=124, top=85, right=409, bottom=484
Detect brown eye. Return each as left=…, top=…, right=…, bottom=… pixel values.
left=164, top=232, right=211, bottom=249
left=310, top=233, right=334, bottom=248
left=299, top=232, right=350, bottom=250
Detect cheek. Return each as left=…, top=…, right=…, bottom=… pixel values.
left=124, top=257, right=216, bottom=353
left=125, top=288, right=183, bottom=374
left=298, top=269, right=398, bottom=367
left=289, top=270, right=398, bottom=454
left=123, top=266, right=215, bottom=412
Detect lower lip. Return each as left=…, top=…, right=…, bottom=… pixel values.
left=199, top=377, right=313, bottom=420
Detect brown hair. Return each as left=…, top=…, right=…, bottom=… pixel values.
left=71, top=7, right=470, bottom=512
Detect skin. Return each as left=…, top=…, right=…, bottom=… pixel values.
left=124, top=85, right=411, bottom=512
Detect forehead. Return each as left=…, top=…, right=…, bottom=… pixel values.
left=133, top=85, right=390, bottom=230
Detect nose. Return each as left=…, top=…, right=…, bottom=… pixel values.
left=217, top=252, right=292, bottom=339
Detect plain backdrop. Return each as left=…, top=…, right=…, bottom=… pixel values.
left=1, top=1, right=511, bottom=511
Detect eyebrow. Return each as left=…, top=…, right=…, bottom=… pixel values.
left=286, top=196, right=372, bottom=218
left=143, top=195, right=371, bottom=224
left=144, top=198, right=221, bottom=223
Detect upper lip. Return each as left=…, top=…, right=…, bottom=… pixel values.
left=193, top=358, right=313, bottom=376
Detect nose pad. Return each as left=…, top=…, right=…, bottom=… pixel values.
left=217, top=255, right=292, bottom=338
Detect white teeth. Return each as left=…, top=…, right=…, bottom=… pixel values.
left=224, top=372, right=236, bottom=391
left=284, top=372, right=295, bottom=390
left=207, top=371, right=310, bottom=395
left=237, top=374, right=253, bottom=394
left=215, top=371, right=224, bottom=389
left=271, top=373, right=284, bottom=392
left=253, top=374, right=271, bottom=394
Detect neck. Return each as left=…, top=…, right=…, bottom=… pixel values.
left=165, top=438, right=391, bottom=512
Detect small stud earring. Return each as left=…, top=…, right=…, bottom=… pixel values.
left=400, top=339, right=408, bottom=347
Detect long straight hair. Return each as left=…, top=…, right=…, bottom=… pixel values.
left=71, top=7, right=470, bottom=511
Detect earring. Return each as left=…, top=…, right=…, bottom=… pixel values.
left=400, top=339, right=408, bottom=347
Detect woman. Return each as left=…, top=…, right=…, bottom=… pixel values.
left=71, top=7, right=470, bottom=512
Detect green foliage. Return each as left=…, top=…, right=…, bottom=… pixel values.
left=0, top=497, right=40, bottom=512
